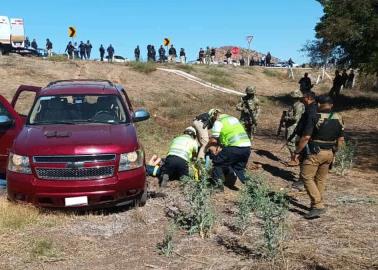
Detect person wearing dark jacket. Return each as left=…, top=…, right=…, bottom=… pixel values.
left=288, top=91, right=318, bottom=189
left=158, top=45, right=166, bottom=63
left=346, top=70, right=355, bottom=88
left=225, top=50, right=232, bottom=64
left=210, top=48, right=216, bottom=63
left=99, top=45, right=105, bottom=61
left=65, top=41, right=74, bottom=59
left=341, top=69, right=348, bottom=88
left=265, top=52, right=272, bottom=66
left=85, top=40, right=92, bottom=59
left=24, top=37, right=30, bottom=48
left=46, top=38, right=53, bottom=57
left=199, top=48, right=205, bottom=64
left=31, top=39, right=38, bottom=50
left=79, top=41, right=86, bottom=60
left=179, top=48, right=186, bottom=64
left=298, top=73, right=313, bottom=93
left=329, top=70, right=344, bottom=98
left=168, top=45, right=177, bottom=63
left=107, top=44, right=115, bottom=62
left=151, top=45, right=156, bottom=62
left=134, top=45, right=140, bottom=61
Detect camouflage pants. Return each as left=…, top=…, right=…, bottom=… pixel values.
left=241, top=121, right=255, bottom=140
left=286, top=125, right=298, bottom=153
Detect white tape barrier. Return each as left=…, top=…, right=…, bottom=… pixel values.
left=157, top=68, right=244, bottom=96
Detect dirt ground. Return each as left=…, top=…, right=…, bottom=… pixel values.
left=0, top=56, right=377, bottom=270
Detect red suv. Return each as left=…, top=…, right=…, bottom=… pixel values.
left=0, top=80, right=150, bottom=208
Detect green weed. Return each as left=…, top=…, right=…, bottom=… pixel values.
left=176, top=64, right=195, bottom=73
left=156, top=222, right=176, bottom=257
left=263, top=69, right=280, bottom=77
left=47, top=55, right=68, bottom=62
left=334, top=141, right=356, bottom=176
left=236, top=173, right=288, bottom=258
left=31, top=239, right=58, bottom=258
left=176, top=162, right=216, bottom=238
left=128, top=61, right=157, bottom=74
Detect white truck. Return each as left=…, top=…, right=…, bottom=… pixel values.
left=0, top=16, right=25, bottom=55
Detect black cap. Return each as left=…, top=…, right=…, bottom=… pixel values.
left=317, top=95, right=334, bottom=104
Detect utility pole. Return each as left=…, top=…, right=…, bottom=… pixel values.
left=246, top=35, right=253, bottom=67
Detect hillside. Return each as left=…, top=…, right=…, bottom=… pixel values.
left=0, top=56, right=377, bottom=270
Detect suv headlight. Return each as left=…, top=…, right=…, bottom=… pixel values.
left=7, top=153, right=32, bottom=174
left=119, top=150, right=144, bottom=172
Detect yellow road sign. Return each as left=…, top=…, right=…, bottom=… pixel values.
left=163, top=38, right=170, bottom=46
left=68, top=26, right=76, bottom=38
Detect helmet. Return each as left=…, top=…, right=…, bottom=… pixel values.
left=245, top=86, right=256, bottom=95
left=290, top=90, right=303, bottom=98
left=184, top=126, right=197, bottom=137
left=208, top=108, right=221, bottom=118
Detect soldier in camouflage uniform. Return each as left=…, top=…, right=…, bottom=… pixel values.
left=286, top=90, right=305, bottom=165
left=236, top=86, right=261, bottom=139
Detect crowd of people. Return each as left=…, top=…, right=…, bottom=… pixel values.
left=145, top=74, right=345, bottom=220
left=23, top=37, right=279, bottom=66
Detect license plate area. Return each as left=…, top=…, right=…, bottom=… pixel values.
left=64, top=196, right=88, bottom=206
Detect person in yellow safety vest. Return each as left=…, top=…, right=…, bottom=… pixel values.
left=159, top=127, right=199, bottom=187
left=207, top=109, right=251, bottom=189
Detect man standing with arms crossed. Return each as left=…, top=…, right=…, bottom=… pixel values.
left=294, top=95, right=344, bottom=219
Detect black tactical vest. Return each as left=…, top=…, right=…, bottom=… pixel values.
left=310, top=112, right=344, bottom=149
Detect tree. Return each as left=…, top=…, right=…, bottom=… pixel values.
left=307, top=0, right=378, bottom=73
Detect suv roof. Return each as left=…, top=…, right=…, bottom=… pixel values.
left=40, top=80, right=121, bottom=96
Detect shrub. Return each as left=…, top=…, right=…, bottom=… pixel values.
left=334, top=141, right=356, bottom=176
left=263, top=69, right=279, bottom=77
left=128, top=61, right=157, bottom=74
left=236, top=173, right=288, bottom=258
left=156, top=222, right=176, bottom=256
left=176, top=64, right=195, bottom=73
left=47, top=55, right=68, bottom=62
left=176, top=161, right=216, bottom=238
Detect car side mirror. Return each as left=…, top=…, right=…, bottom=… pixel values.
left=132, top=109, right=150, bottom=123
left=0, top=115, right=14, bottom=132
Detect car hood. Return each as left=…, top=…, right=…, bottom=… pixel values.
left=13, top=124, right=139, bottom=156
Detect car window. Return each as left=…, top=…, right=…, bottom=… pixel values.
left=28, top=95, right=129, bottom=125
left=0, top=102, right=11, bottom=118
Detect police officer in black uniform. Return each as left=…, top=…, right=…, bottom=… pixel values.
left=290, top=91, right=318, bottom=190
left=293, top=95, right=345, bottom=219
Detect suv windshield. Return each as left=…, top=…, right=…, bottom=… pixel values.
left=28, top=95, right=129, bottom=125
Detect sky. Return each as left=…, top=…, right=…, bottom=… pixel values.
left=2, top=0, right=323, bottom=63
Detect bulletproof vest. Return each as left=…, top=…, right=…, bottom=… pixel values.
left=311, top=112, right=344, bottom=148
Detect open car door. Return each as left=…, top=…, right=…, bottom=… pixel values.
left=11, top=85, right=41, bottom=122
left=0, top=95, right=23, bottom=176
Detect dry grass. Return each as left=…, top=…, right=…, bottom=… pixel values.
left=0, top=56, right=377, bottom=269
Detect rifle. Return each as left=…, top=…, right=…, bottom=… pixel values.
left=242, top=97, right=257, bottom=128
left=277, top=110, right=287, bottom=138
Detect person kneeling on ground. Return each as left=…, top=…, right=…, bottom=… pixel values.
left=207, top=110, right=251, bottom=189
left=159, top=127, right=199, bottom=187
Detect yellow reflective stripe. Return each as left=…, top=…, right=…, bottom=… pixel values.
left=152, top=166, right=159, bottom=177
left=228, top=133, right=250, bottom=144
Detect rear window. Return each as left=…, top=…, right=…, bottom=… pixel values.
left=28, top=95, right=129, bottom=125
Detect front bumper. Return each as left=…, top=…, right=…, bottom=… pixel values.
left=6, top=167, right=146, bottom=208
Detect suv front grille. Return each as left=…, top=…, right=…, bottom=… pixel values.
left=35, top=166, right=114, bottom=180
left=33, top=154, right=116, bottom=163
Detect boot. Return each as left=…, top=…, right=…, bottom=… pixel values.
left=305, top=208, right=326, bottom=219
left=159, top=174, right=169, bottom=188
left=292, top=180, right=305, bottom=191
